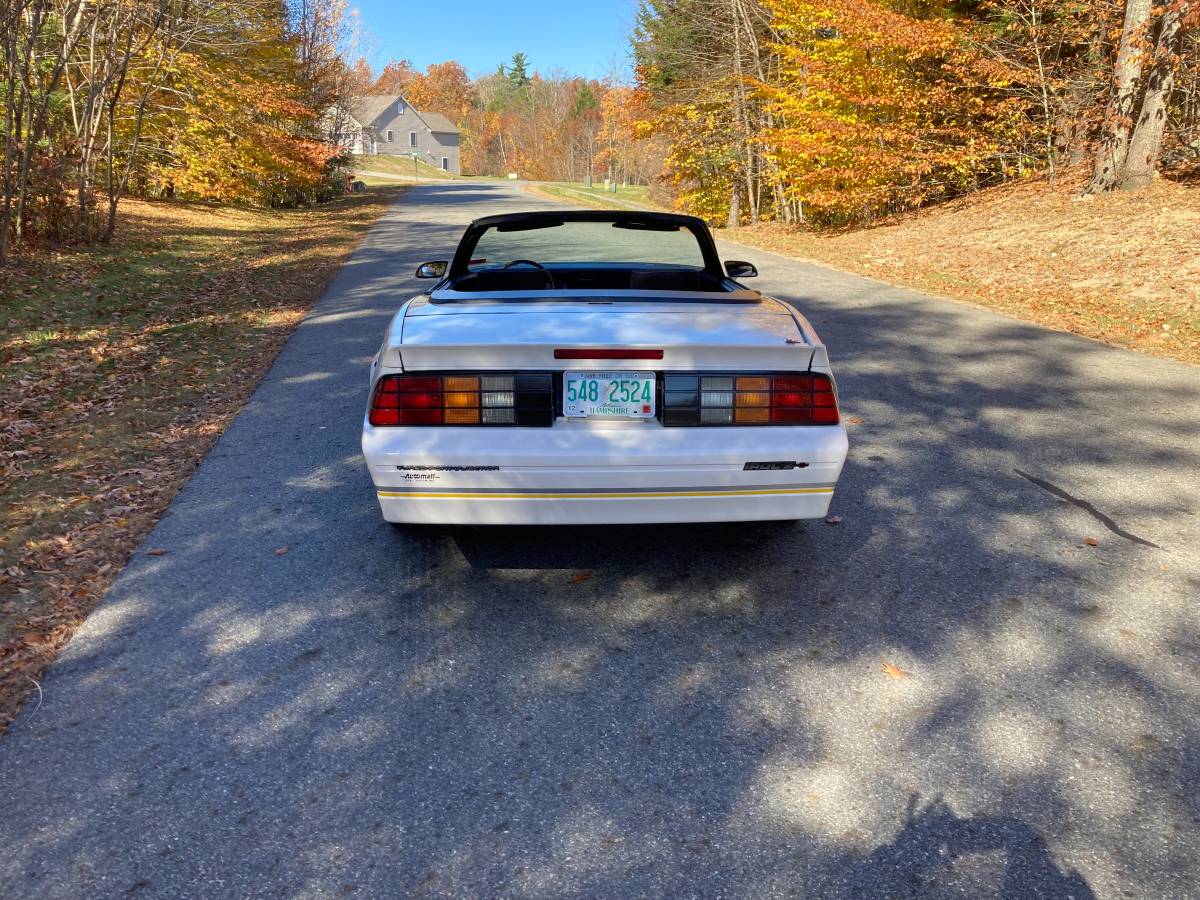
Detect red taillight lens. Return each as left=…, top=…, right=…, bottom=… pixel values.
left=770, top=372, right=839, bottom=424
left=771, top=392, right=807, bottom=407
left=771, top=375, right=814, bottom=392
left=769, top=407, right=812, bottom=423
left=370, top=408, right=401, bottom=425
left=396, top=409, right=443, bottom=425
left=370, top=375, right=444, bottom=425
left=398, top=391, right=442, bottom=408
left=392, top=376, right=440, bottom=392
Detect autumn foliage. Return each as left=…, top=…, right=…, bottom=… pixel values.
left=0, top=0, right=355, bottom=262
left=759, top=0, right=1027, bottom=220
left=350, top=53, right=660, bottom=187
left=146, top=40, right=343, bottom=206
left=634, top=0, right=1198, bottom=226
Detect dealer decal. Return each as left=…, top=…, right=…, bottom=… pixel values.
left=396, top=464, right=500, bottom=482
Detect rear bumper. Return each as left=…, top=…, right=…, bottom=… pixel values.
left=362, top=419, right=848, bottom=525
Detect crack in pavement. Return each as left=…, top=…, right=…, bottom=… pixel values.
left=1014, top=468, right=1162, bottom=549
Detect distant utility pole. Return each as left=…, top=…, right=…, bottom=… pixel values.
left=411, top=152, right=419, bottom=181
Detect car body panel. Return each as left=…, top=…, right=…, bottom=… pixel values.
left=364, top=420, right=847, bottom=525
left=391, top=296, right=814, bottom=372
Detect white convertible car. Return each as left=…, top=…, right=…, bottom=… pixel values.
left=362, top=211, right=848, bottom=525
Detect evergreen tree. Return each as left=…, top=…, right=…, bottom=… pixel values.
left=507, top=52, right=531, bottom=88
left=573, top=82, right=599, bottom=118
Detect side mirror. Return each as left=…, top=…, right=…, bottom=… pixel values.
left=724, top=260, right=758, bottom=278
left=415, top=260, right=447, bottom=279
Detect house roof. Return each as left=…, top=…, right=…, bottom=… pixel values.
left=347, top=96, right=397, bottom=126
left=418, top=112, right=458, bottom=133
left=347, top=95, right=460, bottom=135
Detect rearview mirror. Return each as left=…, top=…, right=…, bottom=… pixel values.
left=724, top=260, right=758, bottom=278
left=415, top=260, right=447, bottom=279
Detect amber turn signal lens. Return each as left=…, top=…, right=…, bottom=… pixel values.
left=443, top=391, right=480, bottom=408
left=736, top=376, right=770, bottom=391
left=735, top=407, right=770, bottom=423
left=442, top=376, right=479, bottom=392
left=443, top=408, right=480, bottom=424
left=734, top=390, right=771, bottom=407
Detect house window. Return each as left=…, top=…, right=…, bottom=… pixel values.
left=386, top=130, right=393, bottom=143
left=397, top=100, right=406, bottom=114
left=441, top=157, right=449, bottom=171
left=409, top=131, right=417, bottom=147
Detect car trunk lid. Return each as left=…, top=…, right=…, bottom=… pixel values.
left=391, top=296, right=813, bottom=371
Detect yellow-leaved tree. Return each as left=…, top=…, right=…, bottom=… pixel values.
left=759, top=0, right=1027, bottom=224
left=143, top=6, right=342, bottom=207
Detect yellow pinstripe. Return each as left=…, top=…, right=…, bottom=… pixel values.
left=377, top=488, right=833, bottom=500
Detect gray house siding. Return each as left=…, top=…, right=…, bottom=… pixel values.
left=427, top=131, right=460, bottom=173
left=345, top=96, right=461, bottom=175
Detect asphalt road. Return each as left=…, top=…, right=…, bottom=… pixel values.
left=2, top=182, right=1198, bottom=899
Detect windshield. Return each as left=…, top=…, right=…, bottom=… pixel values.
left=469, top=220, right=706, bottom=270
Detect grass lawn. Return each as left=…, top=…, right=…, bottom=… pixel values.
left=529, top=181, right=658, bottom=210
left=351, top=155, right=511, bottom=184
left=0, top=185, right=406, bottom=731
left=352, top=153, right=457, bottom=180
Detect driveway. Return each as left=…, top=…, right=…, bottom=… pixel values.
left=2, top=182, right=1197, bottom=898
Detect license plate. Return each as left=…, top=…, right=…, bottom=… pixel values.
left=563, top=371, right=656, bottom=419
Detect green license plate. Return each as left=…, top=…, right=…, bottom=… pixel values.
left=563, top=371, right=656, bottom=419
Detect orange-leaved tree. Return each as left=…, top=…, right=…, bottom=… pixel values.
left=405, top=61, right=474, bottom=123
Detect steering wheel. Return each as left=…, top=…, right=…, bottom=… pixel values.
left=502, top=259, right=554, bottom=289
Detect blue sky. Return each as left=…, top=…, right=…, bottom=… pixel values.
left=350, top=0, right=640, bottom=81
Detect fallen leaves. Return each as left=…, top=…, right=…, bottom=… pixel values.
left=724, top=174, right=1200, bottom=367
left=825, top=514, right=843, bottom=525
left=570, top=570, right=593, bottom=583
left=275, top=545, right=291, bottom=556
left=1083, top=536, right=1100, bottom=547
left=0, top=187, right=405, bottom=734
left=881, top=662, right=911, bottom=679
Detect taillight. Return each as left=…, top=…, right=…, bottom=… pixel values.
left=368, top=374, right=553, bottom=426
left=662, top=373, right=839, bottom=426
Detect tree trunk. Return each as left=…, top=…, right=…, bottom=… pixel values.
left=1119, top=5, right=1188, bottom=190
left=726, top=183, right=740, bottom=229
left=1084, top=0, right=1153, bottom=194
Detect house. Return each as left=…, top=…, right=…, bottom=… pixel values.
left=329, top=95, right=461, bottom=175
